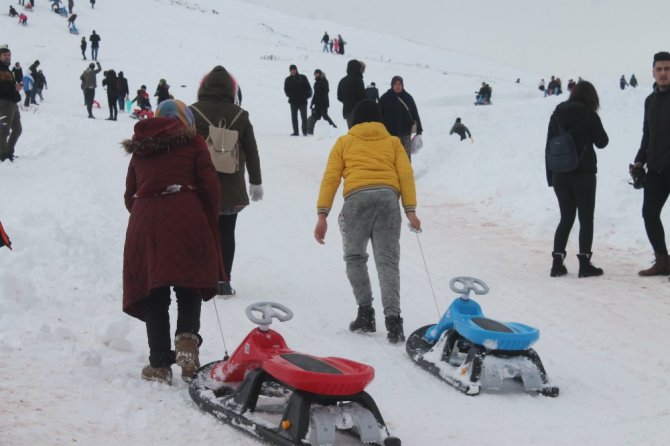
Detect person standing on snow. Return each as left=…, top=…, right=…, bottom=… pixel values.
left=321, top=31, right=330, bottom=52
left=545, top=80, right=609, bottom=278
left=102, top=69, right=118, bottom=120
left=378, top=75, right=423, bottom=161
left=189, top=65, right=263, bottom=296
left=0, top=47, right=22, bottom=163
left=154, top=79, right=171, bottom=105
left=365, top=82, right=379, bottom=103
left=314, top=99, right=421, bottom=344
left=80, top=61, right=102, bottom=118
left=89, top=30, right=100, bottom=61
left=68, top=0, right=74, bottom=14
left=631, top=52, right=670, bottom=277
left=337, top=34, right=346, bottom=55
left=307, top=69, right=337, bottom=134
left=122, top=99, right=223, bottom=385
left=620, top=75, right=628, bottom=90
left=630, top=74, right=638, bottom=88
left=80, top=37, right=87, bottom=60
left=90, top=0, right=95, bottom=9
left=21, top=73, right=36, bottom=107
left=337, top=59, right=366, bottom=129
left=33, top=69, right=47, bottom=101
left=283, top=64, right=312, bottom=136
left=11, top=62, right=23, bottom=84
left=116, top=71, right=129, bottom=113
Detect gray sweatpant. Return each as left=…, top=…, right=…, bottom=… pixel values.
left=338, top=188, right=402, bottom=317
left=0, top=100, right=22, bottom=160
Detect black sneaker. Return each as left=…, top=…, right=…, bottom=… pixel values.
left=217, top=281, right=236, bottom=296
left=349, top=305, right=376, bottom=333
left=385, top=315, right=405, bottom=344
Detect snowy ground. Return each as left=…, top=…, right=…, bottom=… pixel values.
left=1, top=1, right=669, bottom=445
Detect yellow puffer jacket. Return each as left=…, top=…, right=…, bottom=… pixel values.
left=317, top=122, right=417, bottom=214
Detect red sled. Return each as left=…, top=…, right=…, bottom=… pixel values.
left=0, top=221, right=12, bottom=250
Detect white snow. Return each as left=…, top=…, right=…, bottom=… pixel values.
left=1, top=0, right=669, bottom=445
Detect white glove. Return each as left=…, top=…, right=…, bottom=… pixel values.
left=249, top=184, right=263, bottom=202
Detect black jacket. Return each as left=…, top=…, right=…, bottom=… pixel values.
left=378, top=89, right=423, bottom=137
left=34, top=71, right=47, bottom=89
left=311, top=77, right=329, bottom=110
left=11, top=66, right=23, bottom=83
left=116, top=75, right=129, bottom=97
left=89, top=32, right=101, bottom=48
left=284, top=73, right=311, bottom=106
left=635, top=89, right=670, bottom=173
left=365, top=86, right=379, bottom=102
left=545, top=100, right=609, bottom=186
left=0, top=62, right=20, bottom=103
left=154, top=84, right=171, bottom=104
left=102, top=70, right=118, bottom=97
left=336, top=60, right=365, bottom=118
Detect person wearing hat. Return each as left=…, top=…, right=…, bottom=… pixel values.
left=284, top=64, right=312, bottom=136
left=0, top=47, right=22, bottom=162
left=307, top=69, right=337, bottom=134
left=122, top=99, right=224, bottom=385
left=632, top=51, right=670, bottom=277
left=337, top=59, right=366, bottom=129
left=379, top=75, right=423, bottom=161
left=314, top=99, right=421, bottom=344
left=80, top=61, right=101, bottom=118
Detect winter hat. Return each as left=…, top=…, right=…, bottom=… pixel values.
left=314, top=69, right=322, bottom=75
left=88, top=63, right=95, bottom=68
left=289, top=64, right=297, bottom=71
left=155, top=99, right=195, bottom=130
left=455, top=117, right=462, bottom=123
left=0, top=47, right=10, bottom=55
left=391, top=76, right=404, bottom=87
left=351, top=99, right=382, bottom=126
left=653, top=51, right=670, bottom=64
left=371, top=82, right=376, bottom=87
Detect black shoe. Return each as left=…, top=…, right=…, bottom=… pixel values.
left=385, top=315, right=405, bottom=344
left=217, top=281, right=236, bottom=296
left=290, top=132, right=299, bottom=136
left=550, top=252, right=567, bottom=277
left=88, top=115, right=95, bottom=119
left=349, top=305, right=376, bottom=333
left=105, top=117, right=114, bottom=120
left=577, top=253, right=603, bottom=278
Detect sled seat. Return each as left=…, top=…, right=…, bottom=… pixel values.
left=262, top=352, right=374, bottom=396
left=455, top=318, right=539, bottom=351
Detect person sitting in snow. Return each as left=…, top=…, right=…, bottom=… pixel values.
left=449, top=117, right=472, bottom=141
left=131, top=85, right=152, bottom=111
left=9, top=6, right=19, bottom=17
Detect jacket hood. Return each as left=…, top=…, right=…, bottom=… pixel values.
left=197, top=65, right=236, bottom=102
left=348, top=122, right=391, bottom=141
left=122, top=117, right=196, bottom=156
left=346, top=60, right=362, bottom=76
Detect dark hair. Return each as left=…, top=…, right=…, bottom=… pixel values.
left=653, top=51, right=670, bottom=65
left=569, top=80, right=600, bottom=112
left=455, top=117, right=461, bottom=123
left=351, top=99, right=382, bottom=126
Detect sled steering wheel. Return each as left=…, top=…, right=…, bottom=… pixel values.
left=449, top=277, right=489, bottom=300
left=246, top=302, right=294, bottom=328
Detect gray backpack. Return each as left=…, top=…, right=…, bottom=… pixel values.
left=190, top=105, right=244, bottom=174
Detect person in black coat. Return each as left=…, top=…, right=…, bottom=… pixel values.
left=80, top=37, right=87, bottom=60
left=449, top=117, right=471, bottom=141
left=337, top=59, right=366, bottom=128
left=365, top=82, right=379, bottom=102
left=89, top=30, right=100, bottom=61
left=11, top=62, right=23, bottom=84
left=102, top=69, right=118, bottom=120
left=545, top=80, right=609, bottom=278
left=116, top=71, right=129, bottom=113
left=378, top=75, right=423, bottom=161
left=283, top=64, right=312, bottom=136
left=307, top=69, right=336, bottom=134
left=321, top=32, right=330, bottom=52
left=154, top=79, right=171, bottom=105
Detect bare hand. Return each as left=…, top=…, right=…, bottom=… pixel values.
left=406, top=211, right=421, bottom=232
left=314, top=214, right=327, bottom=244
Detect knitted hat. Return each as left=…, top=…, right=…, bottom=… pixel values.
left=653, top=51, right=670, bottom=64
left=351, top=99, right=382, bottom=126
left=391, top=75, right=403, bottom=87
left=155, top=99, right=195, bottom=130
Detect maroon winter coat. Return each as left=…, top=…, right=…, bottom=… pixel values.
left=122, top=117, right=223, bottom=321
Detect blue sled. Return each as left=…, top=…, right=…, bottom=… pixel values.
left=406, top=277, right=559, bottom=397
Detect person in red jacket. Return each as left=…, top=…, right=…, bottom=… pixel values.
left=122, top=99, right=224, bottom=385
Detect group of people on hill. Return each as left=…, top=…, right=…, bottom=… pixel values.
left=620, top=74, right=638, bottom=90
left=475, top=82, right=492, bottom=105
left=320, top=32, right=346, bottom=55
left=6, top=58, right=47, bottom=110
left=539, top=76, right=564, bottom=96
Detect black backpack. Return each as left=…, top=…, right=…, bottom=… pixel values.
left=546, top=121, right=582, bottom=173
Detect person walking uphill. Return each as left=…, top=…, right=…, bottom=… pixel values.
left=122, top=99, right=224, bottom=385
left=314, top=99, right=421, bottom=344
left=308, top=69, right=337, bottom=134
left=337, top=59, right=366, bottom=129
left=379, top=75, right=423, bottom=161
left=545, top=80, right=609, bottom=278
left=0, top=47, right=22, bottom=163
left=190, top=65, right=263, bottom=296
left=283, top=64, right=312, bottom=136
left=631, top=51, right=670, bottom=277
left=102, top=69, right=118, bottom=120
left=80, top=61, right=101, bottom=118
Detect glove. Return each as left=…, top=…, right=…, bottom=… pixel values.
left=249, top=184, right=263, bottom=202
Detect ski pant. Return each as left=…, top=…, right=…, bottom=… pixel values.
left=339, top=188, right=402, bottom=317
left=642, top=169, right=670, bottom=255
left=107, top=94, right=117, bottom=119
left=290, top=103, right=307, bottom=135
left=91, top=46, right=98, bottom=61
left=84, top=87, right=95, bottom=116
left=552, top=171, right=596, bottom=254
left=218, top=213, right=238, bottom=282
left=312, top=107, right=336, bottom=128
left=143, top=286, right=202, bottom=367
left=0, top=100, right=22, bottom=160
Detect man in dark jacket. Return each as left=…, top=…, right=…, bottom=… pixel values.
left=307, top=69, right=336, bottom=134
left=89, top=30, right=101, bottom=61
left=283, top=64, right=312, bottom=136
left=102, top=69, right=118, bottom=120
left=632, top=51, right=670, bottom=277
left=449, top=117, right=471, bottom=141
left=28, top=60, right=39, bottom=77
left=0, top=47, right=22, bottom=162
left=379, top=75, right=423, bottom=161
left=337, top=59, right=366, bottom=128
left=365, top=82, right=379, bottom=102
left=34, top=69, right=47, bottom=101
left=190, top=65, right=263, bottom=295
left=116, top=71, right=129, bottom=113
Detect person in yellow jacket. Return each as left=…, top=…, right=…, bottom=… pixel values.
left=314, top=99, right=421, bottom=344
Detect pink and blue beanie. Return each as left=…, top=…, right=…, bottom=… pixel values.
left=155, top=99, right=195, bottom=129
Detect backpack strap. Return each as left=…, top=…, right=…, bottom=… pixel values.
left=189, top=105, right=214, bottom=127
left=228, top=109, right=244, bottom=128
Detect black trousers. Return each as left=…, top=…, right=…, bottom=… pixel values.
left=143, top=287, right=202, bottom=367
left=552, top=171, right=596, bottom=254
left=290, top=103, right=307, bottom=135
left=107, top=95, right=117, bottom=119
left=642, top=169, right=670, bottom=255
left=218, top=213, right=238, bottom=281
left=312, top=107, right=336, bottom=126
left=84, top=88, right=95, bottom=116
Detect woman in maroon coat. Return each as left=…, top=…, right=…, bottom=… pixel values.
left=122, top=99, right=223, bottom=385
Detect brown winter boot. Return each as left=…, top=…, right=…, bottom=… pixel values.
left=175, top=333, right=200, bottom=382
left=141, top=365, right=172, bottom=385
left=638, top=253, right=670, bottom=276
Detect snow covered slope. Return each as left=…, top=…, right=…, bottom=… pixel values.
left=1, top=1, right=668, bottom=445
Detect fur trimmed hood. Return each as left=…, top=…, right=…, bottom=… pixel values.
left=122, top=117, right=197, bottom=156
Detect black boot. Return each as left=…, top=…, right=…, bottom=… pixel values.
left=385, top=315, right=405, bottom=344
left=550, top=252, right=567, bottom=277
left=577, top=253, right=603, bottom=278
left=349, top=305, right=375, bottom=333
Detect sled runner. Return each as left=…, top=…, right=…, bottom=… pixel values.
left=406, top=277, right=559, bottom=397
left=189, top=302, right=401, bottom=445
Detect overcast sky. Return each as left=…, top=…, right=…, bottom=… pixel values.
left=244, top=0, right=669, bottom=82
